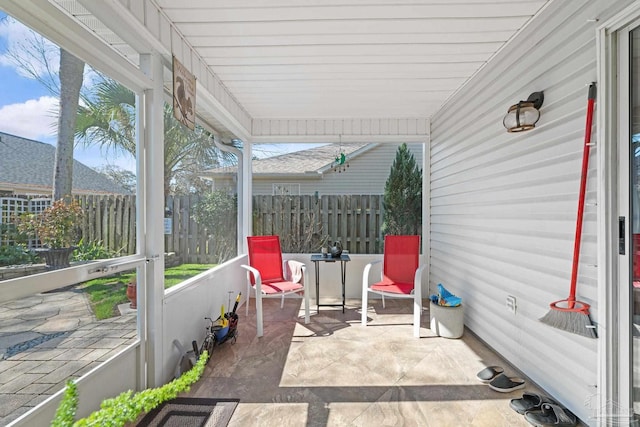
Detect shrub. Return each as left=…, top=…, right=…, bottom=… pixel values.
left=0, top=244, right=38, bottom=267
left=382, top=143, right=422, bottom=236
left=51, top=350, right=208, bottom=427
left=72, top=239, right=115, bottom=261
left=192, top=191, right=237, bottom=262
left=15, top=200, right=83, bottom=248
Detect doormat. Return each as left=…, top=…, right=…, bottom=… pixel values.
left=136, top=397, right=239, bottom=427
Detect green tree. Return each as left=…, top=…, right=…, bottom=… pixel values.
left=192, top=190, right=237, bottom=262
left=382, top=143, right=422, bottom=236
left=75, top=78, right=231, bottom=196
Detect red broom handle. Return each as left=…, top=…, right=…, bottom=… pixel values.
left=569, top=83, right=597, bottom=306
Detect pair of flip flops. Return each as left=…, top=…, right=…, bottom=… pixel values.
left=510, top=393, right=577, bottom=426
left=476, top=366, right=525, bottom=392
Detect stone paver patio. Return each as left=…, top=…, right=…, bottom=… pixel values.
left=0, top=288, right=136, bottom=426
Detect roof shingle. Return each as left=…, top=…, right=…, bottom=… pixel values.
left=0, top=132, right=129, bottom=195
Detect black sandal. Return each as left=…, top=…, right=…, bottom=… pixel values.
left=488, top=373, right=525, bottom=392
left=524, top=403, right=577, bottom=426
left=509, top=392, right=556, bottom=415
left=476, top=366, right=503, bottom=383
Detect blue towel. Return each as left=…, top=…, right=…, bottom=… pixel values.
left=430, top=283, right=462, bottom=307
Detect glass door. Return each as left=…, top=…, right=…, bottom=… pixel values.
left=630, top=25, right=640, bottom=419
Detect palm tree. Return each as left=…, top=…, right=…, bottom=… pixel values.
left=75, top=77, right=234, bottom=196
left=54, top=49, right=85, bottom=202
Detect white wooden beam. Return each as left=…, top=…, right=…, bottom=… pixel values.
left=0, top=0, right=151, bottom=90
left=250, top=117, right=429, bottom=143
left=71, top=0, right=252, bottom=140
left=140, top=52, right=166, bottom=387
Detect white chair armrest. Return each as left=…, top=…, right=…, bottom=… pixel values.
left=362, top=260, right=382, bottom=290
left=414, top=264, right=427, bottom=300
left=241, top=264, right=262, bottom=294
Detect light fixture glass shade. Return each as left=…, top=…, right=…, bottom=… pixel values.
left=503, top=101, right=541, bottom=132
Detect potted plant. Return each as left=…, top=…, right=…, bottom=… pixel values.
left=16, top=199, right=84, bottom=270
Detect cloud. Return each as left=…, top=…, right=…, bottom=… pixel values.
left=0, top=96, right=136, bottom=172
left=75, top=145, right=136, bottom=173
left=0, top=96, right=58, bottom=140
left=0, top=16, right=59, bottom=81
left=0, top=16, right=99, bottom=93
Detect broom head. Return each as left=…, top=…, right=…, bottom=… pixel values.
left=539, top=299, right=597, bottom=339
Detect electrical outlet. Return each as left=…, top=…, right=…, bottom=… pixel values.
left=506, top=295, right=517, bottom=314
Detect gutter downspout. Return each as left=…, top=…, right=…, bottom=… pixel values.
left=213, top=136, right=243, bottom=256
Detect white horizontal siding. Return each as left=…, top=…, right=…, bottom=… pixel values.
left=247, top=143, right=424, bottom=196
left=429, top=0, right=633, bottom=423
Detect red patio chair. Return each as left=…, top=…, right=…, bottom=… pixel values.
left=361, top=235, right=425, bottom=338
left=242, top=235, right=310, bottom=337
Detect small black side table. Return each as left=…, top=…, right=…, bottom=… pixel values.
left=310, top=253, right=350, bottom=313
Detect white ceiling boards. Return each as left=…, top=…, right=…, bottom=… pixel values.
left=12, top=0, right=550, bottom=140
left=156, top=0, right=548, bottom=122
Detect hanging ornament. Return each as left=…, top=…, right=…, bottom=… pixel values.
left=333, top=146, right=347, bottom=173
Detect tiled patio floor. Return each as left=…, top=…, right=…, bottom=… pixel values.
left=0, top=289, right=136, bottom=426
left=0, top=291, right=578, bottom=427
left=188, top=298, right=554, bottom=427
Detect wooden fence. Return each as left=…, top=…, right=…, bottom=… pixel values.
left=253, top=195, right=384, bottom=254
left=76, top=195, right=136, bottom=255
left=4, top=194, right=387, bottom=264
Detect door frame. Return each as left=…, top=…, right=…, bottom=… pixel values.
left=598, top=3, right=640, bottom=423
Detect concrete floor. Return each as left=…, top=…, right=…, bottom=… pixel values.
left=188, top=297, right=549, bottom=427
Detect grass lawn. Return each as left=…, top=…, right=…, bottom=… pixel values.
left=79, top=263, right=214, bottom=320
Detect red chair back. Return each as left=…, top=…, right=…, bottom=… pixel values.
left=383, top=235, right=420, bottom=285
left=247, top=235, right=285, bottom=284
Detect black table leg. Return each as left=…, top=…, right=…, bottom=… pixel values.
left=340, top=260, right=346, bottom=313
left=314, top=261, right=320, bottom=312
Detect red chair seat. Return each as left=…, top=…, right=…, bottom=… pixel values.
left=261, top=281, right=304, bottom=294
left=371, top=281, right=414, bottom=295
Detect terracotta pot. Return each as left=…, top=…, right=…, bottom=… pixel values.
left=126, top=280, right=137, bottom=309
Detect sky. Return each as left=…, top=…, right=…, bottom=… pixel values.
left=0, top=12, right=324, bottom=175
left=0, top=12, right=137, bottom=172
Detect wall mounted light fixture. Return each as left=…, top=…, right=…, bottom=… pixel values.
left=503, top=91, right=544, bottom=132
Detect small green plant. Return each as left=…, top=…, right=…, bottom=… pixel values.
left=16, top=200, right=83, bottom=248
left=72, top=239, right=115, bottom=261
left=51, top=380, right=78, bottom=427
left=50, top=350, right=208, bottom=427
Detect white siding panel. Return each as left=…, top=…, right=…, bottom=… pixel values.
left=428, top=0, right=631, bottom=423
left=248, top=143, right=423, bottom=196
